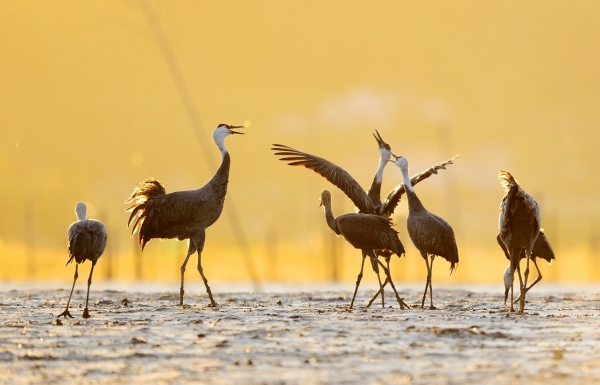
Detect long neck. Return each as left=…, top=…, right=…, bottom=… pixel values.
left=367, top=157, right=387, bottom=206
left=400, top=165, right=426, bottom=213
left=322, top=203, right=340, bottom=234
left=209, top=143, right=231, bottom=201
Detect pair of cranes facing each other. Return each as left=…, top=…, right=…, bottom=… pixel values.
left=272, top=131, right=459, bottom=310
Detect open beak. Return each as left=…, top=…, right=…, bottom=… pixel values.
left=230, top=125, right=244, bottom=135
left=372, top=129, right=386, bottom=148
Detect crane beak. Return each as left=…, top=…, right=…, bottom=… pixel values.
left=373, top=129, right=387, bottom=148
left=319, top=200, right=323, bottom=207
left=229, top=125, right=244, bottom=135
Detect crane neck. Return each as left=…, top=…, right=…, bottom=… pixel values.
left=322, top=202, right=340, bottom=235
left=367, top=157, right=387, bottom=207
left=208, top=141, right=231, bottom=201
left=399, top=163, right=426, bottom=213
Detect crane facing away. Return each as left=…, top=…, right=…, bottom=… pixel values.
left=497, top=170, right=541, bottom=313
left=391, top=155, right=459, bottom=310
left=499, top=230, right=555, bottom=303
left=58, top=202, right=107, bottom=319
left=320, top=190, right=408, bottom=309
left=126, top=123, right=244, bottom=307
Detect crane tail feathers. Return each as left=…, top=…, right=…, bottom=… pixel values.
left=449, top=262, right=457, bottom=275
left=498, top=170, right=519, bottom=191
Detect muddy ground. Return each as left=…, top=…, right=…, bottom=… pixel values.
left=1, top=283, right=600, bottom=384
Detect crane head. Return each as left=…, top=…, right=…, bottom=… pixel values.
left=373, top=130, right=393, bottom=156
left=503, top=265, right=512, bottom=305
left=75, top=202, right=87, bottom=220
left=319, top=190, right=332, bottom=207
left=217, top=123, right=245, bottom=135
left=390, top=154, right=409, bottom=172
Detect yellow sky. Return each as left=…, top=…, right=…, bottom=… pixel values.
left=1, top=1, right=599, bottom=282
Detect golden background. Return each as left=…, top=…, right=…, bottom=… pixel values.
left=1, top=1, right=599, bottom=285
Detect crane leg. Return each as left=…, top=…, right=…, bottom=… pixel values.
left=179, top=242, right=196, bottom=306
left=57, top=264, right=78, bottom=318
left=516, top=259, right=542, bottom=301
left=349, top=253, right=367, bottom=310
left=366, top=259, right=392, bottom=308
left=370, top=257, right=385, bottom=308
left=376, top=259, right=408, bottom=310
left=519, top=253, right=531, bottom=314
left=194, top=231, right=217, bottom=307
left=82, top=260, right=97, bottom=319
left=420, top=252, right=431, bottom=309
left=428, top=256, right=436, bottom=310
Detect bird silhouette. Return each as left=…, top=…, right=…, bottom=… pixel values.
left=126, top=123, right=244, bottom=307
left=320, top=190, right=407, bottom=309
left=497, top=170, right=541, bottom=313
left=391, top=155, right=459, bottom=309
left=58, top=202, right=107, bottom=319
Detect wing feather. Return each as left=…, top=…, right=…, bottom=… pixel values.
left=381, top=155, right=459, bottom=217
left=272, top=144, right=374, bottom=213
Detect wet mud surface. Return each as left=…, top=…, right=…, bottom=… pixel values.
left=1, top=286, right=600, bottom=384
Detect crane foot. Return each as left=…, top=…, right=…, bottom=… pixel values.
left=428, top=305, right=437, bottom=310
left=57, top=309, right=74, bottom=319
left=82, top=308, right=91, bottom=319
left=207, top=302, right=218, bottom=308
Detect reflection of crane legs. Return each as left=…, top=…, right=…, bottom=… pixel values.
left=82, top=261, right=97, bottom=318
left=57, top=264, right=78, bottom=319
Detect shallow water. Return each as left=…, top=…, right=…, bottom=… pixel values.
left=1, top=284, right=600, bottom=384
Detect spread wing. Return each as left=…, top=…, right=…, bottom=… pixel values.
left=381, top=155, right=459, bottom=217
left=272, top=144, right=374, bottom=213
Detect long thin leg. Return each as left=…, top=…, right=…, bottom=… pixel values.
left=194, top=230, right=217, bottom=307
left=515, top=252, right=525, bottom=312
left=179, top=242, right=196, bottom=306
left=57, top=264, right=79, bottom=318
left=376, top=259, right=408, bottom=309
left=519, top=252, right=531, bottom=313
left=421, top=252, right=430, bottom=309
left=366, top=258, right=392, bottom=308
left=428, top=256, right=436, bottom=310
left=370, top=257, right=385, bottom=308
left=349, top=253, right=367, bottom=310
left=82, top=260, right=97, bottom=319
left=516, top=259, right=542, bottom=301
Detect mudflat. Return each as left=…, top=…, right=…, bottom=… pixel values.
left=1, top=284, right=599, bottom=384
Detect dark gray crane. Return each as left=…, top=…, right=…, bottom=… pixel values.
left=320, top=190, right=408, bottom=309
left=497, top=170, right=541, bottom=313
left=126, top=123, right=244, bottom=307
left=500, top=230, right=555, bottom=304
left=58, top=202, right=107, bottom=319
left=391, top=155, right=459, bottom=310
